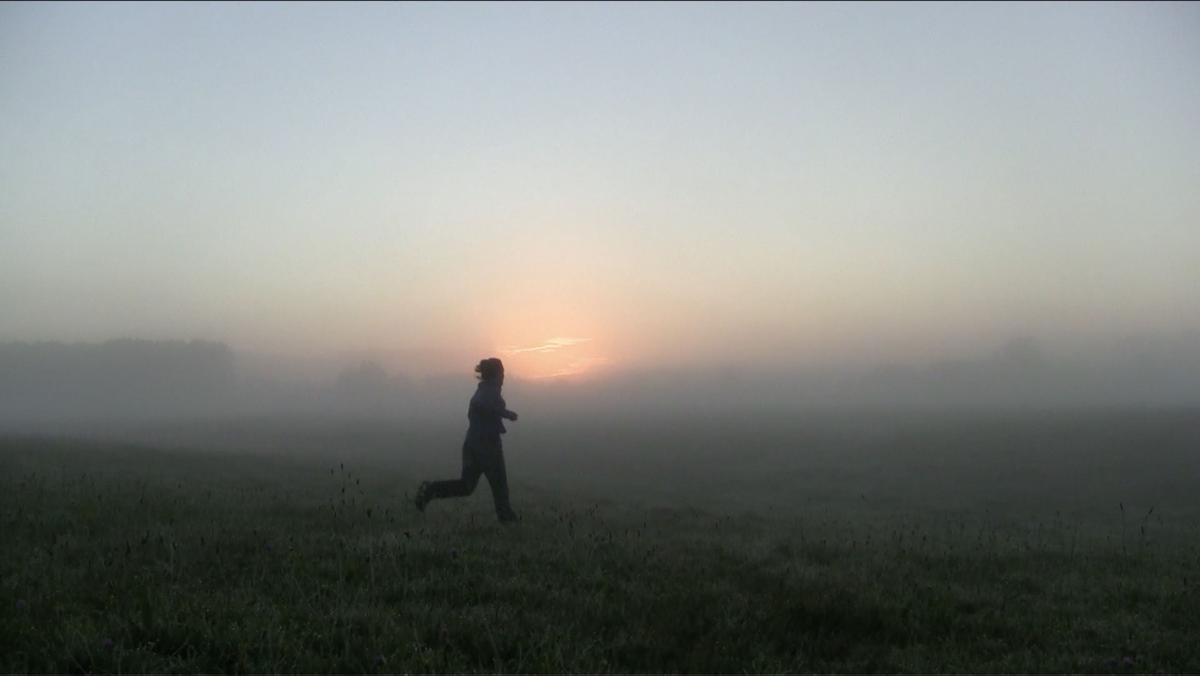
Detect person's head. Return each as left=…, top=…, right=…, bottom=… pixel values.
left=475, top=357, right=505, bottom=385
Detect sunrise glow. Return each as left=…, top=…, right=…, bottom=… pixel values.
left=498, top=337, right=610, bottom=380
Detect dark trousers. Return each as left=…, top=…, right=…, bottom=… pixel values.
left=427, top=439, right=516, bottom=521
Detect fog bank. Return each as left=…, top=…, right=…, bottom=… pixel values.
left=3, top=335, right=1198, bottom=428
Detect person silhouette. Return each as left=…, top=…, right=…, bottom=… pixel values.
left=414, top=357, right=519, bottom=522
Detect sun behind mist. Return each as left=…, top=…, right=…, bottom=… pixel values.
left=499, top=337, right=610, bottom=380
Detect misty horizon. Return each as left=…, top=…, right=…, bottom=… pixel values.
left=3, top=331, right=1199, bottom=427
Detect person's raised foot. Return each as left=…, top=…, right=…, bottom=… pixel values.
left=414, top=482, right=432, bottom=512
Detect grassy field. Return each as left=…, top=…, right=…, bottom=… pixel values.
left=3, top=409, right=1199, bottom=672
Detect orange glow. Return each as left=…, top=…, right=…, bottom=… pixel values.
left=497, top=337, right=611, bottom=380
left=485, top=314, right=613, bottom=380
left=476, top=283, right=623, bottom=380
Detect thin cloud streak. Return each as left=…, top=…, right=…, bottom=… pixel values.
left=501, top=337, right=592, bottom=355
left=524, top=356, right=612, bottom=380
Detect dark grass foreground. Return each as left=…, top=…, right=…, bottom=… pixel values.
left=2, top=434, right=1199, bottom=673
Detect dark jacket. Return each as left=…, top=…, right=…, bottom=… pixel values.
left=465, top=380, right=512, bottom=445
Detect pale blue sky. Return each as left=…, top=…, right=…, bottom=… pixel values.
left=2, top=2, right=1198, bottom=377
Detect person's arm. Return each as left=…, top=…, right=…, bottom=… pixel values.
left=497, top=395, right=518, bottom=421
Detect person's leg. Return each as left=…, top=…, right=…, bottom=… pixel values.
left=420, top=443, right=482, bottom=507
left=479, top=445, right=518, bottom=522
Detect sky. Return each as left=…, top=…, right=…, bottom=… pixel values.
left=2, top=2, right=1198, bottom=380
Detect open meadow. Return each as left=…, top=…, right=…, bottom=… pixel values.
left=3, top=409, right=1199, bottom=672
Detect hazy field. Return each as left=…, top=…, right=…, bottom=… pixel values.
left=3, top=409, right=1199, bottom=672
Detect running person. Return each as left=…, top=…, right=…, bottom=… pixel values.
left=414, top=357, right=519, bottom=522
